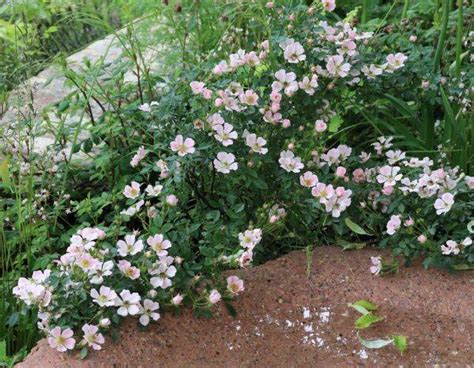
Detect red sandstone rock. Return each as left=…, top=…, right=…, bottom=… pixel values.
left=18, top=247, right=474, bottom=367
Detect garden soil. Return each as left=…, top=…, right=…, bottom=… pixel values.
left=18, top=246, right=474, bottom=367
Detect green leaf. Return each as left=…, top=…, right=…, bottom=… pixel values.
left=224, top=301, right=237, bottom=318
left=452, top=264, right=474, bottom=271
left=0, top=158, right=11, bottom=189
left=349, top=304, right=370, bottom=315
left=79, top=347, right=88, bottom=360
left=358, top=334, right=393, bottom=349
left=393, top=335, right=407, bottom=355
left=355, top=314, right=384, bottom=329
left=83, top=139, right=93, bottom=153
left=353, top=300, right=378, bottom=311
left=6, top=313, right=19, bottom=327
left=338, top=239, right=366, bottom=250
left=345, top=218, right=371, bottom=235
left=0, top=340, right=6, bottom=359
left=328, top=115, right=343, bottom=133
left=467, top=220, right=474, bottom=234
left=79, top=347, right=89, bottom=359
left=349, top=299, right=378, bottom=315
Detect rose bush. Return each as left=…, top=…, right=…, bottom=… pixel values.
left=12, top=0, right=473, bottom=355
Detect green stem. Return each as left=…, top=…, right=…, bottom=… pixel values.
left=432, top=0, right=450, bottom=74
left=402, top=0, right=410, bottom=18
left=421, top=104, right=435, bottom=151
left=454, top=0, right=464, bottom=76
left=361, top=0, right=369, bottom=24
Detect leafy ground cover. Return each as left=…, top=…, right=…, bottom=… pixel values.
left=0, top=0, right=472, bottom=364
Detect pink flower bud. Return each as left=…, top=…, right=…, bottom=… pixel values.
left=335, top=166, right=347, bottom=178
left=382, top=185, right=394, bottom=195
left=417, top=234, right=427, bottom=244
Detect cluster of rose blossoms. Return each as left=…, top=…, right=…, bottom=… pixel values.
left=13, top=0, right=473, bottom=353
left=13, top=218, right=258, bottom=352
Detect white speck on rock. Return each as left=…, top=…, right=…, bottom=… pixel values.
left=286, top=320, right=294, bottom=327
left=319, top=311, right=331, bottom=324
left=358, top=349, right=369, bottom=359
left=304, top=323, right=313, bottom=333
left=303, top=307, right=311, bottom=319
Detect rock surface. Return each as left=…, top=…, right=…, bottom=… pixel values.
left=0, top=22, right=164, bottom=157
left=18, top=247, right=474, bottom=367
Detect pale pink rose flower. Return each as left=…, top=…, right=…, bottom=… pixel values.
left=339, top=39, right=357, bottom=56
left=441, top=240, right=460, bottom=255
left=335, top=166, right=347, bottom=178
left=123, top=181, right=141, bottom=199
left=464, top=175, right=474, bottom=190
left=214, top=123, right=238, bottom=146
left=272, top=69, right=299, bottom=96
left=147, top=234, right=172, bottom=256
left=115, top=290, right=141, bottom=316
left=166, top=194, right=179, bottom=206
left=370, top=256, right=382, bottom=275
left=244, top=51, right=260, bottom=67
left=299, top=171, right=319, bottom=187
left=130, top=146, right=147, bottom=168
left=282, top=119, right=291, bottom=128
left=209, top=289, right=222, bottom=304
left=145, top=184, right=163, bottom=197
left=278, top=150, right=304, bottom=173
left=311, top=183, right=335, bottom=204
left=284, top=42, right=306, bottom=64
left=362, top=64, right=383, bottom=79
left=81, top=324, right=105, bottom=350
left=417, top=234, right=427, bottom=244
left=376, top=166, right=402, bottom=186
left=99, top=318, right=111, bottom=328
left=315, top=119, right=327, bottom=132
left=385, top=53, right=408, bottom=72
left=246, top=133, right=268, bottom=154
left=434, top=192, right=454, bottom=215
left=239, top=90, right=259, bottom=106
left=386, top=215, right=401, bottom=235
left=76, top=253, right=100, bottom=271
left=213, top=61, right=229, bottom=75
left=201, top=88, right=212, bottom=99
left=118, top=260, right=140, bottom=280
left=382, top=185, right=394, bottom=196
left=352, top=168, right=365, bottom=183
left=265, top=2, right=274, bottom=8
left=172, top=293, right=183, bottom=306
left=91, top=286, right=117, bottom=307
left=190, top=81, right=205, bottom=94
left=227, top=276, right=244, bottom=295
left=214, top=152, right=238, bottom=174
left=170, top=134, right=196, bottom=157
left=139, top=299, right=160, bottom=326
left=48, top=327, right=76, bottom=352
left=409, top=35, right=417, bottom=42
left=326, top=55, right=351, bottom=77
left=269, top=215, right=279, bottom=223
left=117, top=234, right=143, bottom=257
left=239, top=250, right=253, bottom=267
left=322, top=0, right=336, bottom=12
left=270, top=90, right=282, bottom=103
left=150, top=261, right=177, bottom=289
left=404, top=217, right=414, bottom=227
